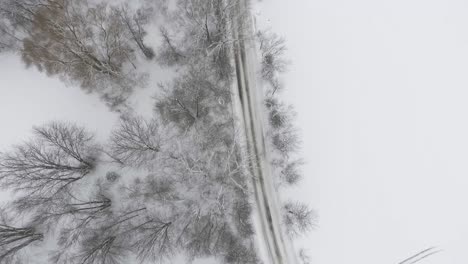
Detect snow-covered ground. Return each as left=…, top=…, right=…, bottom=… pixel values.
left=255, top=0, right=468, bottom=263
left=0, top=54, right=118, bottom=145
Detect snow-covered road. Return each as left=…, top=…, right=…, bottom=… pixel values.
left=230, top=1, right=297, bottom=263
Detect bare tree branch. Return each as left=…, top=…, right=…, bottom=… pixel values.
left=0, top=211, right=43, bottom=263
left=0, top=122, right=96, bottom=198
left=109, top=115, right=162, bottom=166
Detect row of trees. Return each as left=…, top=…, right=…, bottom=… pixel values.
left=257, top=28, right=316, bottom=259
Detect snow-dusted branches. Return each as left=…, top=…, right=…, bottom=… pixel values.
left=157, top=26, right=186, bottom=66
left=131, top=217, right=173, bottom=263
left=0, top=122, right=96, bottom=198
left=265, top=97, right=300, bottom=158
left=155, top=66, right=231, bottom=128
left=109, top=115, right=162, bottom=166
left=266, top=97, right=302, bottom=186
left=156, top=0, right=245, bottom=80
left=17, top=0, right=146, bottom=109
left=0, top=0, right=47, bottom=52
left=257, top=30, right=288, bottom=85
left=29, top=191, right=111, bottom=228
left=0, top=212, right=43, bottom=263
left=116, top=4, right=155, bottom=60
left=282, top=202, right=317, bottom=238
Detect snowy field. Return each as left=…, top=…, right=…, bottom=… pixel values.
left=256, top=0, right=468, bottom=263
left=0, top=53, right=118, bottom=203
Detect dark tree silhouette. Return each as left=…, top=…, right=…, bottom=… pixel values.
left=257, top=30, right=288, bottom=83
left=155, top=66, right=231, bottom=129
left=0, top=122, right=96, bottom=198
left=265, top=97, right=295, bottom=129
left=282, top=202, right=316, bottom=238
left=108, top=115, right=162, bottom=166
left=116, top=4, right=155, bottom=60
left=157, top=26, right=186, bottom=66
left=52, top=207, right=147, bottom=264
left=31, top=193, right=111, bottom=228
left=131, top=216, right=173, bottom=263
left=0, top=211, right=43, bottom=263
left=271, top=128, right=300, bottom=156
left=18, top=0, right=145, bottom=109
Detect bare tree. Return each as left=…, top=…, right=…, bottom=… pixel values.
left=16, top=0, right=146, bottom=109
left=265, top=97, right=295, bottom=129
left=282, top=202, right=317, bottom=238
left=0, top=122, right=96, bottom=199
left=77, top=234, right=128, bottom=264
left=265, top=97, right=301, bottom=175
left=156, top=26, right=186, bottom=66
left=108, top=115, right=162, bottom=166
left=116, top=4, right=155, bottom=60
left=266, top=95, right=300, bottom=160
left=276, top=159, right=303, bottom=186
left=73, top=207, right=174, bottom=264
left=52, top=207, right=146, bottom=264
left=155, top=66, right=231, bottom=129
left=256, top=30, right=288, bottom=82
left=182, top=214, right=227, bottom=258
left=30, top=192, right=111, bottom=229
left=0, top=211, right=43, bottom=263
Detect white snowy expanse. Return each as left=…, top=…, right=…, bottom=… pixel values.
left=256, top=0, right=468, bottom=263
left=0, top=54, right=118, bottom=145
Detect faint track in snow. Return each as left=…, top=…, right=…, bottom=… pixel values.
left=229, top=1, right=297, bottom=263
